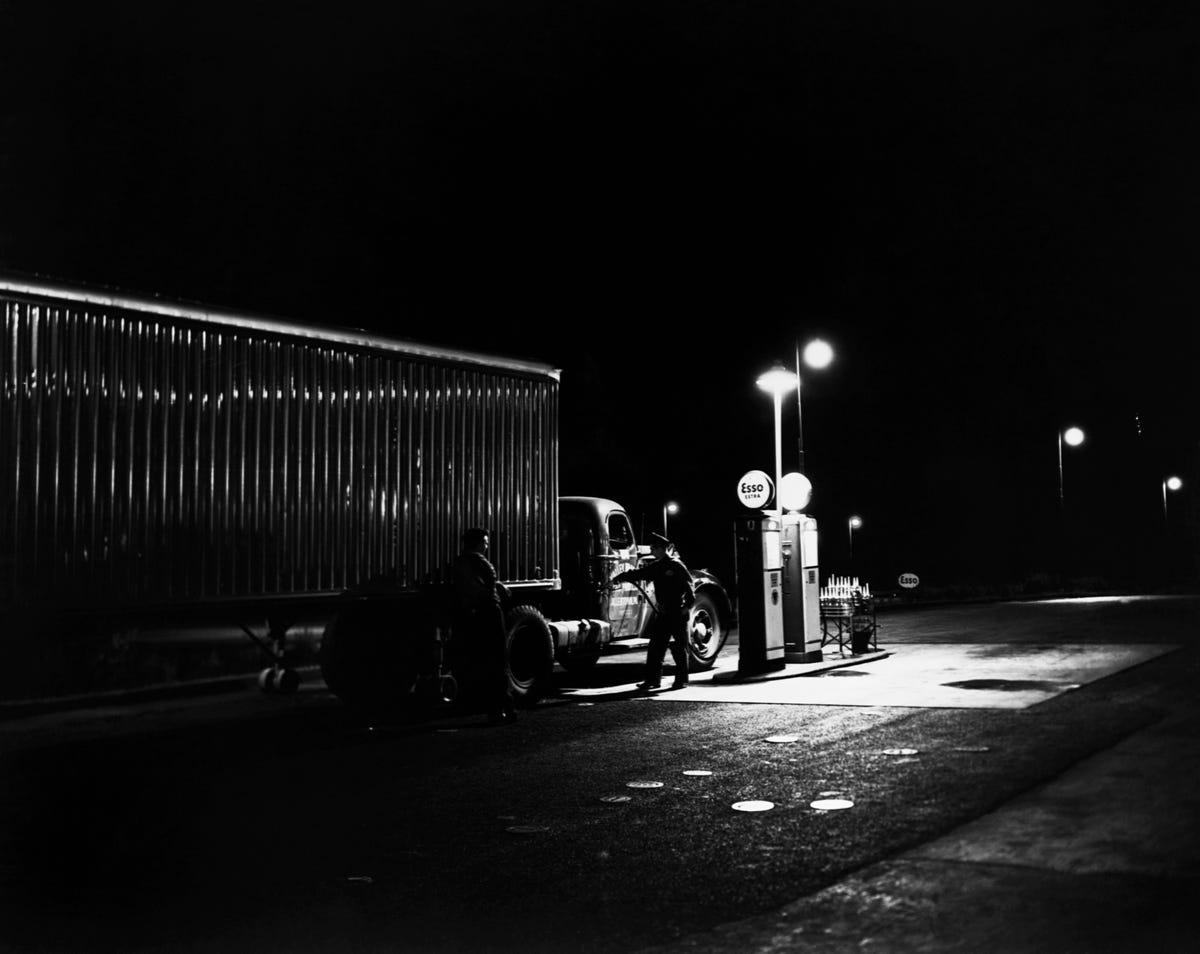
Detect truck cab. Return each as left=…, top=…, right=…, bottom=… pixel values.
left=549, top=496, right=731, bottom=677
left=558, top=496, right=644, bottom=640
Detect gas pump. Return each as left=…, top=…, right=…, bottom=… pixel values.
left=734, top=514, right=786, bottom=675
left=782, top=513, right=822, bottom=662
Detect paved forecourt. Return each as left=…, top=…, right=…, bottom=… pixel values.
left=561, top=643, right=1180, bottom=709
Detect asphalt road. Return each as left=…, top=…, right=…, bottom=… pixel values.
left=1, top=596, right=1197, bottom=954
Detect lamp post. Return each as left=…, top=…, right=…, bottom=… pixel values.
left=1162, top=476, right=1183, bottom=526
left=848, top=515, right=862, bottom=560
left=1056, top=426, right=1085, bottom=588
left=757, top=364, right=799, bottom=515
left=1057, top=426, right=1086, bottom=512
left=794, top=339, right=834, bottom=476
left=663, top=500, right=679, bottom=536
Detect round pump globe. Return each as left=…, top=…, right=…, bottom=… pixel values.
left=803, top=339, right=834, bottom=370
left=779, top=472, right=813, bottom=512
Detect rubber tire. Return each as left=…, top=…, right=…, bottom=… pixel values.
left=319, top=604, right=420, bottom=711
left=505, top=605, right=555, bottom=704
left=686, top=588, right=727, bottom=671
left=272, top=667, right=301, bottom=694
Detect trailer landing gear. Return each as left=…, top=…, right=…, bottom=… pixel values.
left=257, top=665, right=301, bottom=694
left=241, top=617, right=301, bottom=695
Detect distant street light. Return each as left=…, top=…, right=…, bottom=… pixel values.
left=757, top=364, right=799, bottom=515
left=794, top=338, right=834, bottom=476
left=848, top=515, right=863, bottom=560
left=1057, top=426, right=1086, bottom=511
left=1162, top=476, right=1183, bottom=525
left=663, top=501, right=679, bottom=536
left=1056, top=426, right=1086, bottom=588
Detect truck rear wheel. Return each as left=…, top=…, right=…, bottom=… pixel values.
left=506, top=605, right=554, bottom=704
left=687, top=588, right=727, bottom=671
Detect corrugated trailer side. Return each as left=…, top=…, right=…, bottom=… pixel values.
left=0, top=276, right=560, bottom=700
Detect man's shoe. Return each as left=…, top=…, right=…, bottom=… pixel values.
left=670, top=680, right=689, bottom=690
left=635, top=680, right=661, bottom=691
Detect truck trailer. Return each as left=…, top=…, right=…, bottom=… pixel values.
left=1, top=275, right=731, bottom=709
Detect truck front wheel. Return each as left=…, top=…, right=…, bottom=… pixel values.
left=687, top=589, right=727, bottom=671
left=506, top=605, right=554, bottom=704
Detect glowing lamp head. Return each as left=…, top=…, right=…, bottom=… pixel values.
left=757, top=364, right=798, bottom=396
left=848, top=515, right=863, bottom=530
left=665, top=501, right=680, bottom=515
left=1166, top=476, right=1183, bottom=492
left=1063, top=427, right=1085, bottom=447
left=802, top=339, right=834, bottom=370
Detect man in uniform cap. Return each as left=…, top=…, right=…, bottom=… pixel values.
left=613, top=532, right=697, bottom=690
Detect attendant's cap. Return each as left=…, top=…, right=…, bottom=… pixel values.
left=648, top=532, right=671, bottom=549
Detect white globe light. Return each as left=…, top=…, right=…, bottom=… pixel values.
left=1166, top=476, right=1183, bottom=491
left=803, top=339, right=834, bottom=370
left=779, top=472, right=813, bottom=512
left=1063, top=427, right=1085, bottom=447
left=848, top=515, right=863, bottom=529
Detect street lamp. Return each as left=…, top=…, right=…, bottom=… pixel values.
left=663, top=500, right=679, bottom=536
left=1162, top=476, right=1183, bottom=525
left=848, top=515, right=862, bottom=560
left=1057, top=426, right=1086, bottom=511
left=1055, top=426, right=1085, bottom=589
left=794, top=338, right=834, bottom=476
left=757, top=364, right=799, bottom=515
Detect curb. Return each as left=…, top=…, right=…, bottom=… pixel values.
left=708, top=649, right=892, bottom=684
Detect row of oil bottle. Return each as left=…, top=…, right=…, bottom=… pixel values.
left=820, top=575, right=871, bottom=603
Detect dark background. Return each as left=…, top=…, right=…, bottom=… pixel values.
left=2, top=0, right=1197, bottom=592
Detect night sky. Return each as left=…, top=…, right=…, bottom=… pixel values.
left=2, top=1, right=1197, bottom=592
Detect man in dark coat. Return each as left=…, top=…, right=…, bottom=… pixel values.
left=613, top=532, right=696, bottom=691
left=453, top=527, right=517, bottom=724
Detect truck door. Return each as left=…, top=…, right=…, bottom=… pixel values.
left=602, top=510, right=646, bottom=640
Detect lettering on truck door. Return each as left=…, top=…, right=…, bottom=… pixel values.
left=603, top=510, right=644, bottom=639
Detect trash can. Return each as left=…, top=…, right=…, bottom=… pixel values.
left=850, top=613, right=874, bottom=654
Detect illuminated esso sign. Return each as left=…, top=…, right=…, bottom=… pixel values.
left=898, top=573, right=920, bottom=589
left=737, top=470, right=774, bottom=509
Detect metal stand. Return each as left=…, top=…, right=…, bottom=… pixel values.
left=819, top=600, right=878, bottom=655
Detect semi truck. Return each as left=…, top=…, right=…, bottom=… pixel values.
left=0, top=275, right=731, bottom=709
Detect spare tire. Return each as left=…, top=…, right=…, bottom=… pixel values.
left=319, top=601, right=421, bottom=711
left=505, top=605, right=554, bottom=704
